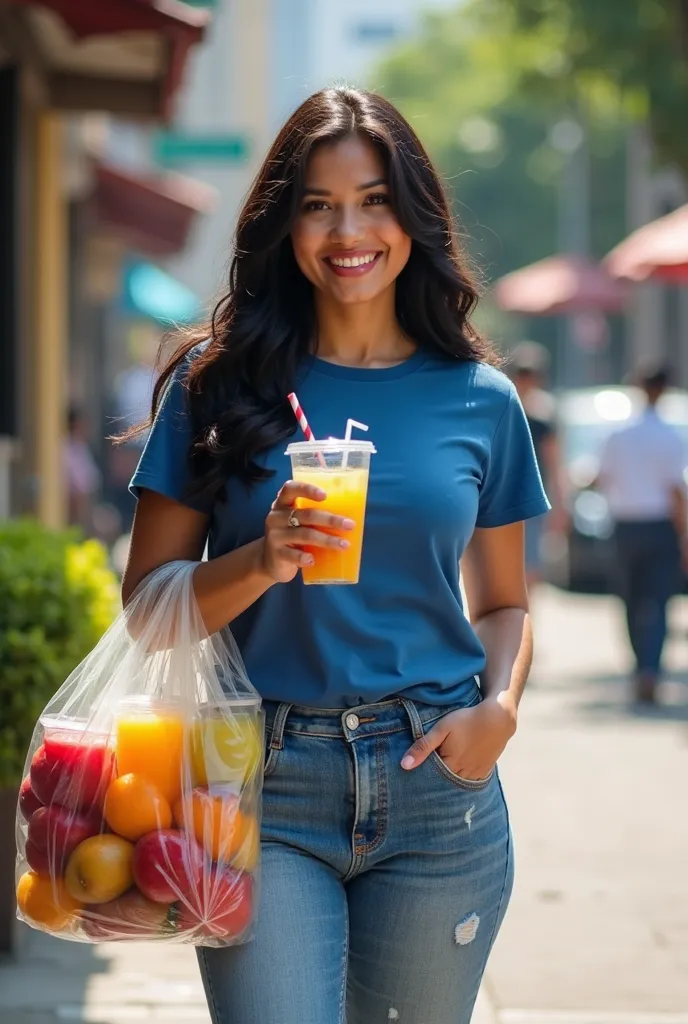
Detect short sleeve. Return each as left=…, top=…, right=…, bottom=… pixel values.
left=129, top=363, right=211, bottom=514
left=476, top=383, right=551, bottom=528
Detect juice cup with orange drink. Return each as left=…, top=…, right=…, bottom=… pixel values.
left=285, top=438, right=376, bottom=584
left=114, top=696, right=185, bottom=804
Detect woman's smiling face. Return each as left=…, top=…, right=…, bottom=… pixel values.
left=291, top=134, right=412, bottom=307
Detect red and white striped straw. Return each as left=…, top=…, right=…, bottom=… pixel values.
left=287, top=392, right=326, bottom=467
left=287, top=392, right=315, bottom=442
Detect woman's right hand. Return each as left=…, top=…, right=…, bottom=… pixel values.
left=260, top=480, right=356, bottom=584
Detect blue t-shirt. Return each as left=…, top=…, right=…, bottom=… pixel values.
left=131, top=349, right=549, bottom=708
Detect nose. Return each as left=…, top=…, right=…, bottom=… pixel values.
left=330, top=204, right=365, bottom=246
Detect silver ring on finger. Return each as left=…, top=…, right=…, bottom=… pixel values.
left=287, top=509, right=300, bottom=529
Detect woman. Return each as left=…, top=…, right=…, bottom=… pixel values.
left=122, top=87, right=549, bottom=1024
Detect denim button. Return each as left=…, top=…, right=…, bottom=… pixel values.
left=345, top=713, right=360, bottom=730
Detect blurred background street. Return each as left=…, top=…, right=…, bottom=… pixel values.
left=1, top=0, right=688, bottom=1020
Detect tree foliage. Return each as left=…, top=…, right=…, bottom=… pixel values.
left=373, top=2, right=628, bottom=286
left=484, top=0, right=688, bottom=173
left=0, top=522, right=119, bottom=787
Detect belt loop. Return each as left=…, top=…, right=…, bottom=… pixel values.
left=269, top=702, right=292, bottom=750
left=399, top=697, right=424, bottom=741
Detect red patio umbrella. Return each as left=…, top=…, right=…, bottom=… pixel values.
left=605, top=204, right=688, bottom=285
left=494, top=253, right=628, bottom=315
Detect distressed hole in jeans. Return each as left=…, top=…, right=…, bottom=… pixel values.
left=454, top=912, right=480, bottom=945
left=388, top=1010, right=399, bottom=1021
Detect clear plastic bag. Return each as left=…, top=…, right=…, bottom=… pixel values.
left=14, top=561, right=263, bottom=946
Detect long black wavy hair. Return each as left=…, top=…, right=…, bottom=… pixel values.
left=121, top=87, right=496, bottom=506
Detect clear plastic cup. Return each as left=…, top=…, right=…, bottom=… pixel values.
left=190, top=698, right=264, bottom=788
left=36, top=716, right=115, bottom=816
left=285, top=439, right=376, bottom=585
left=114, top=696, right=187, bottom=805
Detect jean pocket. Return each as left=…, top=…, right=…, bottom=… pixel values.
left=418, top=696, right=493, bottom=791
left=430, top=751, right=495, bottom=791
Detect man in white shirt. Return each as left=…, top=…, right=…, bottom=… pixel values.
left=597, top=367, right=687, bottom=703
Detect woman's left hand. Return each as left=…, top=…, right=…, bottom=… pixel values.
left=400, top=693, right=518, bottom=780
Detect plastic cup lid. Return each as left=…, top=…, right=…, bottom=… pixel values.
left=115, top=695, right=186, bottom=714
left=198, top=697, right=262, bottom=716
left=116, top=695, right=262, bottom=715
left=39, top=715, right=110, bottom=738
left=285, top=439, right=376, bottom=455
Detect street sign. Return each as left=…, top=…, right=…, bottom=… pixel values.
left=153, top=132, right=250, bottom=166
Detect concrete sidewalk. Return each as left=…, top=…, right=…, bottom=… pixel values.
left=0, top=930, right=209, bottom=1022
left=486, top=587, right=688, bottom=1019
left=2, top=587, right=687, bottom=1022
left=0, top=929, right=499, bottom=1024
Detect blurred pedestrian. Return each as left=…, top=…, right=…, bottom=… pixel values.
left=509, top=341, right=567, bottom=588
left=119, top=87, right=550, bottom=1024
left=63, top=404, right=101, bottom=534
left=596, top=366, right=687, bottom=703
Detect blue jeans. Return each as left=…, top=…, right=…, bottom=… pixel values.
left=614, top=519, right=681, bottom=674
left=197, top=692, right=514, bottom=1023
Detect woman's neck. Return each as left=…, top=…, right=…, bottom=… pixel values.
left=313, top=291, right=415, bottom=368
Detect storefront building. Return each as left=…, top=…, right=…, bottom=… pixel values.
left=0, top=0, right=209, bottom=527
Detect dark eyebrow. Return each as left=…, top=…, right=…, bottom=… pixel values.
left=302, top=178, right=388, bottom=197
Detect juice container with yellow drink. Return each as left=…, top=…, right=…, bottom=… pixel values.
left=285, top=438, right=376, bottom=584
left=190, top=698, right=264, bottom=788
left=114, top=696, right=185, bottom=804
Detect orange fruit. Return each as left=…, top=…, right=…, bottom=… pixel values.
left=229, top=816, right=260, bottom=872
left=16, top=870, right=81, bottom=931
left=104, top=773, right=172, bottom=841
left=65, top=835, right=134, bottom=904
left=173, top=787, right=258, bottom=867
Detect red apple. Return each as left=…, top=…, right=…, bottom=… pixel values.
left=19, top=776, right=44, bottom=822
left=80, top=889, right=174, bottom=940
left=132, top=830, right=204, bottom=905
left=25, top=838, right=51, bottom=876
left=28, top=804, right=103, bottom=874
left=30, top=746, right=60, bottom=806
left=177, top=867, right=253, bottom=939
left=30, top=735, right=114, bottom=813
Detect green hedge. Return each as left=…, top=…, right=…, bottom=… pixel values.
left=0, top=520, right=119, bottom=787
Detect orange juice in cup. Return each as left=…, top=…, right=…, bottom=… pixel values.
left=286, top=439, right=376, bottom=585
left=115, top=697, right=185, bottom=804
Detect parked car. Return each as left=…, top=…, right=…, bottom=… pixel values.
left=544, top=385, right=688, bottom=592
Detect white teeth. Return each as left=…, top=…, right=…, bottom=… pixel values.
left=329, top=253, right=377, bottom=268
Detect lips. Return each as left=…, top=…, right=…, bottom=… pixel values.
left=323, top=251, right=383, bottom=278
